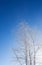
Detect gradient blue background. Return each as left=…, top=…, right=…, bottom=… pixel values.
left=0, top=0, right=42, bottom=65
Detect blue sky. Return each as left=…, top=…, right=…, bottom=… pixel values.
left=0, top=0, right=42, bottom=65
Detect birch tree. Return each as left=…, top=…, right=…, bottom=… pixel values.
left=12, top=22, right=40, bottom=65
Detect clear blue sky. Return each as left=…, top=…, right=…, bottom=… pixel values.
left=0, top=0, right=42, bottom=65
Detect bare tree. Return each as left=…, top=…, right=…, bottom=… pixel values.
left=12, top=22, right=40, bottom=65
